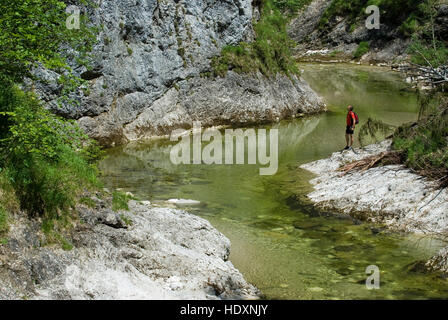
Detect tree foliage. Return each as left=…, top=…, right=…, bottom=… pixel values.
left=0, top=0, right=96, bottom=85
left=319, top=0, right=427, bottom=29
left=0, top=0, right=100, bottom=236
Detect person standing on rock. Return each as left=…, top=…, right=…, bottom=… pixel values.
left=344, top=105, right=357, bottom=150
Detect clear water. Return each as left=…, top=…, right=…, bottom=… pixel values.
left=99, top=64, right=448, bottom=299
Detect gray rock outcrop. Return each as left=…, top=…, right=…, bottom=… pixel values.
left=300, top=140, right=448, bottom=275
left=301, top=140, right=448, bottom=234
left=0, top=199, right=260, bottom=300
left=35, top=0, right=325, bottom=146
left=289, top=1, right=448, bottom=65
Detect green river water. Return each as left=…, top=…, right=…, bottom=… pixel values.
left=100, top=64, right=448, bottom=299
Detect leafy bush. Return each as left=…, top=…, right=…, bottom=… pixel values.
left=0, top=1, right=101, bottom=239
left=400, top=15, right=420, bottom=36
left=211, top=0, right=302, bottom=77
left=272, top=0, right=312, bottom=15
left=0, top=85, right=101, bottom=228
left=354, top=41, right=370, bottom=59
left=392, top=93, right=448, bottom=185
left=408, top=37, right=448, bottom=67
left=0, top=205, right=8, bottom=236
left=0, top=0, right=97, bottom=86
left=319, top=0, right=427, bottom=30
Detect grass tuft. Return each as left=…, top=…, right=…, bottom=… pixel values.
left=211, top=0, right=304, bottom=77
left=112, top=191, right=138, bottom=212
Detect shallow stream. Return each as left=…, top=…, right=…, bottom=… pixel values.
left=100, top=64, right=448, bottom=299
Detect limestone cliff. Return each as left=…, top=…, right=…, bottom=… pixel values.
left=36, top=0, right=325, bottom=146
left=289, top=0, right=448, bottom=65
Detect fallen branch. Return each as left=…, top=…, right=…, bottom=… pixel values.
left=338, top=151, right=402, bottom=176
left=400, top=63, right=448, bottom=87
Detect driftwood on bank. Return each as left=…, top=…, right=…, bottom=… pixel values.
left=338, top=150, right=448, bottom=189
left=400, top=63, right=448, bottom=87
left=338, top=151, right=402, bottom=176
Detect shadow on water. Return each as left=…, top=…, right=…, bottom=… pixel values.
left=100, top=64, right=448, bottom=299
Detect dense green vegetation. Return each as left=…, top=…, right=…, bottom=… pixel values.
left=392, top=93, right=448, bottom=187
left=212, top=0, right=310, bottom=77
left=319, top=0, right=448, bottom=64
left=405, top=0, right=448, bottom=67
left=272, top=0, right=312, bottom=14
left=408, top=38, right=448, bottom=67
left=320, top=0, right=426, bottom=29
left=0, top=0, right=100, bottom=242
left=354, top=41, right=370, bottom=59
left=349, top=0, right=448, bottom=184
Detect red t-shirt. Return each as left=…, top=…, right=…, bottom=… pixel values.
left=347, top=111, right=356, bottom=126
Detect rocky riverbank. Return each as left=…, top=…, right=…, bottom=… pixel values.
left=0, top=196, right=260, bottom=300
left=300, top=140, right=448, bottom=272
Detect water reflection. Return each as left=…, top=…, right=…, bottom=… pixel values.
left=100, top=64, right=448, bottom=299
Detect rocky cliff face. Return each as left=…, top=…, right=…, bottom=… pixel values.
left=289, top=1, right=448, bottom=65
left=36, top=0, right=325, bottom=146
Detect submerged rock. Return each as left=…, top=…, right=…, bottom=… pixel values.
left=0, top=201, right=260, bottom=300
left=426, top=247, right=448, bottom=275
left=167, top=199, right=201, bottom=207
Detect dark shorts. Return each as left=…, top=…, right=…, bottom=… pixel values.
left=346, top=126, right=354, bottom=135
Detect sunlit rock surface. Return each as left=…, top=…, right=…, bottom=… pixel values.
left=301, top=140, right=448, bottom=274
left=301, top=140, right=448, bottom=234
left=35, top=0, right=325, bottom=146
left=0, top=200, right=260, bottom=300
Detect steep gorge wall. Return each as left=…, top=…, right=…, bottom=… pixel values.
left=289, top=0, right=448, bottom=64
left=36, top=0, right=325, bottom=146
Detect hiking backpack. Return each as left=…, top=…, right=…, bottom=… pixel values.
left=353, top=112, right=359, bottom=125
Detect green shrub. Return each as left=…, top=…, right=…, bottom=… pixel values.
left=408, top=38, right=448, bottom=68
left=400, top=15, right=420, bottom=36
left=112, top=191, right=137, bottom=212
left=392, top=93, right=448, bottom=182
left=0, top=85, right=101, bottom=230
left=0, top=205, right=8, bottom=235
left=211, top=0, right=302, bottom=77
left=0, top=1, right=101, bottom=244
left=319, top=0, right=425, bottom=29
left=354, top=41, right=370, bottom=59
left=273, top=0, right=312, bottom=15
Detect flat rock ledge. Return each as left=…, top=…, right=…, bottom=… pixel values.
left=0, top=200, right=260, bottom=300
left=300, top=140, right=448, bottom=273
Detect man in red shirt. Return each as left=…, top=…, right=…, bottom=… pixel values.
left=344, top=105, right=356, bottom=150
